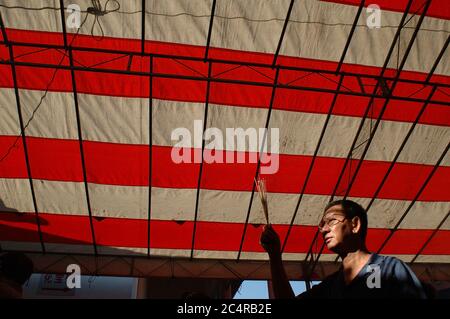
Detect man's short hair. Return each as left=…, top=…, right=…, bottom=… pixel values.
left=0, top=252, right=34, bottom=285
left=324, top=199, right=368, bottom=240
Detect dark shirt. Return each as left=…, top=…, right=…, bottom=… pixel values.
left=299, top=253, right=426, bottom=299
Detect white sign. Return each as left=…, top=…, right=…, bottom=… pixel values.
left=38, top=274, right=75, bottom=296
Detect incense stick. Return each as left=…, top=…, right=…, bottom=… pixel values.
left=255, top=177, right=269, bottom=225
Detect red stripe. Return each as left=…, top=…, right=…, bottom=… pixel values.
left=1, top=136, right=449, bottom=201
left=1, top=212, right=449, bottom=254
left=1, top=30, right=449, bottom=126
left=4, top=28, right=450, bottom=84
left=0, top=136, right=28, bottom=179
left=321, top=0, right=450, bottom=20
left=422, top=230, right=450, bottom=255
left=0, top=212, right=41, bottom=243
left=379, top=229, right=435, bottom=255
left=2, top=63, right=448, bottom=126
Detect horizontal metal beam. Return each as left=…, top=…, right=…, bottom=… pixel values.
left=1, top=39, right=448, bottom=89
left=9, top=251, right=450, bottom=281
left=0, top=59, right=447, bottom=106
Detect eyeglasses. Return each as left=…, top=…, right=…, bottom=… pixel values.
left=318, top=215, right=347, bottom=232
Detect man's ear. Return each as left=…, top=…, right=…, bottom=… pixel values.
left=351, top=216, right=361, bottom=234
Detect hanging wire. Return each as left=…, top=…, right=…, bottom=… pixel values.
left=0, top=12, right=89, bottom=163
left=0, top=0, right=120, bottom=41
left=0, top=2, right=448, bottom=34
left=0, top=0, right=124, bottom=162
left=86, top=0, right=120, bottom=41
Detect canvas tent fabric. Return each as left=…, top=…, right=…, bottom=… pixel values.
left=0, top=0, right=449, bottom=279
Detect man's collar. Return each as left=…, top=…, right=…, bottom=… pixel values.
left=367, top=253, right=384, bottom=266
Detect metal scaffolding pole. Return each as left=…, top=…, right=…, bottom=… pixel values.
left=0, top=13, right=45, bottom=254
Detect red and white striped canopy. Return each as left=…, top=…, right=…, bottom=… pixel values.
left=0, top=0, right=449, bottom=279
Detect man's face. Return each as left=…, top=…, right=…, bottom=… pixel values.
left=319, top=205, right=353, bottom=252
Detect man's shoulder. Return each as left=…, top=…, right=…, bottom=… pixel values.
left=369, top=253, right=406, bottom=268
left=296, top=270, right=340, bottom=299
left=371, top=254, right=411, bottom=272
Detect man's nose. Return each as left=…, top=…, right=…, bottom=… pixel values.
left=319, top=225, right=330, bottom=234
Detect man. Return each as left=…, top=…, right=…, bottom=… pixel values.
left=0, top=252, right=34, bottom=298
left=260, top=199, right=427, bottom=298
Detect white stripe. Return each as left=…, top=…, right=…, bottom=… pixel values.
left=80, top=95, right=205, bottom=146
left=282, top=0, right=449, bottom=75
left=199, top=189, right=327, bottom=225
left=45, top=243, right=94, bottom=254
left=392, top=200, right=450, bottom=230
left=194, top=250, right=238, bottom=260
left=79, top=93, right=150, bottom=145
left=0, top=241, right=95, bottom=254
left=0, top=178, right=33, bottom=212
left=207, top=103, right=267, bottom=153
left=1, top=0, right=62, bottom=33
left=270, top=109, right=361, bottom=158
left=238, top=251, right=274, bottom=261
left=2, top=90, right=449, bottom=165
left=0, top=241, right=43, bottom=252
left=20, top=89, right=78, bottom=140
left=199, top=188, right=250, bottom=224
left=2, top=179, right=448, bottom=230
left=97, top=246, right=147, bottom=256
left=2, top=1, right=448, bottom=75
left=236, top=252, right=338, bottom=262
left=145, top=0, right=211, bottom=46
left=35, top=180, right=88, bottom=215
left=389, top=16, right=450, bottom=74
left=415, top=255, right=450, bottom=263
left=3, top=241, right=450, bottom=263
left=152, top=99, right=205, bottom=148
left=151, top=187, right=196, bottom=221
left=441, top=217, right=450, bottom=230
left=151, top=248, right=190, bottom=258
left=397, top=123, right=450, bottom=164
left=77, top=0, right=142, bottom=40
left=385, top=254, right=415, bottom=263
left=365, top=120, right=450, bottom=165
left=280, top=253, right=337, bottom=262
left=0, top=88, right=19, bottom=135
left=0, top=88, right=78, bottom=139
left=211, top=0, right=290, bottom=54
left=442, top=216, right=450, bottom=229
left=89, top=183, right=148, bottom=219
left=385, top=255, right=450, bottom=264
left=348, top=197, right=450, bottom=230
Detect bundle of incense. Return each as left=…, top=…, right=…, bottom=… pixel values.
left=255, top=177, right=269, bottom=225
